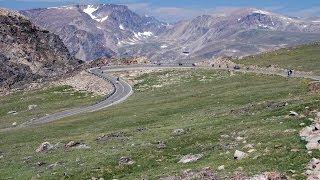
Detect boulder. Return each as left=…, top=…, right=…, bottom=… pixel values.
left=300, top=126, right=314, bottom=140
left=119, top=157, right=134, bottom=165
left=234, top=150, right=248, bottom=160
left=178, top=154, right=203, bottom=164
left=7, top=111, right=17, bottom=115
left=218, top=165, right=225, bottom=171
left=306, top=142, right=320, bottom=150
left=36, top=142, right=53, bottom=152
left=12, top=122, right=17, bottom=127
left=28, top=104, right=38, bottom=110
left=173, top=129, right=185, bottom=135
left=65, top=141, right=79, bottom=148
left=289, top=111, right=299, bottom=116
left=157, top=141, right=166, bottom=149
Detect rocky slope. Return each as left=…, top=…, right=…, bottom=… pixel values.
left=20, top=4, right=166, bottom=61
left=21, top=6, right=320, bottom=63
left=0, top=8, right=80, bottom=92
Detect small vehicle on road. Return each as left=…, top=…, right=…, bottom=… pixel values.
left=234, top=65, right=240, bottom=70
left=179, top=63, right=183, bottom=66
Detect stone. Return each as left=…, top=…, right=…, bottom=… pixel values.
left=178, top=154, right=203, bottom=164
left=218, top=165, right=225, bottom=170
left=65, top=141, right=79, bottom=148
left=289, top=111, right=299, bottom=116
left=300, top=126, right=314, bottom=140
left=74, top=144, right=90, bottom=149
left=248, top=149, right=256, bottom=153
left=28, top=104, right=38, bottom=110
left=234, top=150, right=248, bottom=160
left=236, top=136, right=244, bottom=141
left=157, top=141, right=166, bottom=149
left=306, top=142, right=320, bottom=150
left=243, top=144, right=254, bottom=149
left=12, top=122, right=17, bottom=127
left=119, top=157, right=134, bottom=165
left=36, top=142, right=53, bottom=152
left=34, top=161, right=46, bottom=167
left=173, top=129, right=185, bottom=135
left=7, top=111, right=17, bottom=115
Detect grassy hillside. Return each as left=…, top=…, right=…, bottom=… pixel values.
left=0, top=86, right=102, bottom=129
left=234, top=43, right=320, bottom=75
left=1, top=69, right=319, bottom=179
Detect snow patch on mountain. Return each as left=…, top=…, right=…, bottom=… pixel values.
left=119, top=24, right=124, bottom=30
left=83, top=5, right=98, bottom=20
left=138, top=31, right=153, bottom=37
left=252, top=10, right=270, bottom=15
left=96, top=16, right=108, bottom=22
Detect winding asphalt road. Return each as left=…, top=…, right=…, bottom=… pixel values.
left=17, top=64, right=320, bottom=126
left=23, top=67, right=133, bottom=126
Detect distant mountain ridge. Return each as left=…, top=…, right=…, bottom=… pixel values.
left=21, top=4, right=167, bottom=61
left=21, top=5, right=320, bottom=62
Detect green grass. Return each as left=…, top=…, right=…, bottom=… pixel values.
left=0, top=69, right=319, bottom=179
left=234, top=43, right=320, bottom=75
left=0, top=85, right=102, bottom=129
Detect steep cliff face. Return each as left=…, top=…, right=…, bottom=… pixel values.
left=0, top=8, right=80, bottom=91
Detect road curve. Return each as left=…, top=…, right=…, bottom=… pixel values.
left=17, top=64, right=320, bottom=126
left=23, top=67, right=133, bottom=126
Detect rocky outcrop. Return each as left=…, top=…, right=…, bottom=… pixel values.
left=0, top=8, right=80, bottom=92
left=300, top=112, right=320, bottom=150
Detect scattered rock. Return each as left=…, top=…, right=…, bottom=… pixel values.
left=33, top=161, right=46, bottom=167
left=234, top=150, right=248, bottom=160
left=0, top=155, right=3, bottom=159
left=159, top=167, right=218, bottom=180
left=47, top=161, right=65, bottom=170
left=250, top=172, right=282, bottom=180
left=236, top=136, right=244, bottom=141
left=243, top=144, right=254, bottom=149
left=28, top=104, right=38, bottom=110
left=7, top=111, right=17, bottom=115
left=137, top=127, right=147, bottom=132
left=284, top=129, right=296, bottom=133
left=96, top=132, right=129, bottom=142
left=306, top=142, right=320, bottom=150
left=65, top=141, right=80, bottom=148
left=289, top=111, right=299, bottom=116
left=220, top=134, right=230, bottom=138
left=308, top=82, right=320, bottom=94
left=178, top=154, right=203, bottom=164
left=12, top=122, right=17, bottom=127
left=306, top=158, right=320, bottom=180
left=157, top=141, right=166, bottom=149
left=248, top=149, right=256, bottom=153
left=36, top=142, right=53, bottom=152
left=74, top=144, right=90, bottom=149
left=173, top=129, right=185, bottom=135
left=300, top=123, right=306, bottom=126
left=218, top=165, right=225, bottom=171
left=119, top=157, right=134, bottom=165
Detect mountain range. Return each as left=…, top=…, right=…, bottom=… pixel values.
left=20, top=5, right=320, bottom=62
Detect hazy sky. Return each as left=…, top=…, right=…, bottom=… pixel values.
left=1, top=0, right=320, bottom=22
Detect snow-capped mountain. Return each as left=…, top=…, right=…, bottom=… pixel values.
left=21, top=4, right=166, bottom=61
left=122, top=8, right=320, bottom=62
left=21, top=6, right=320, bottom=62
